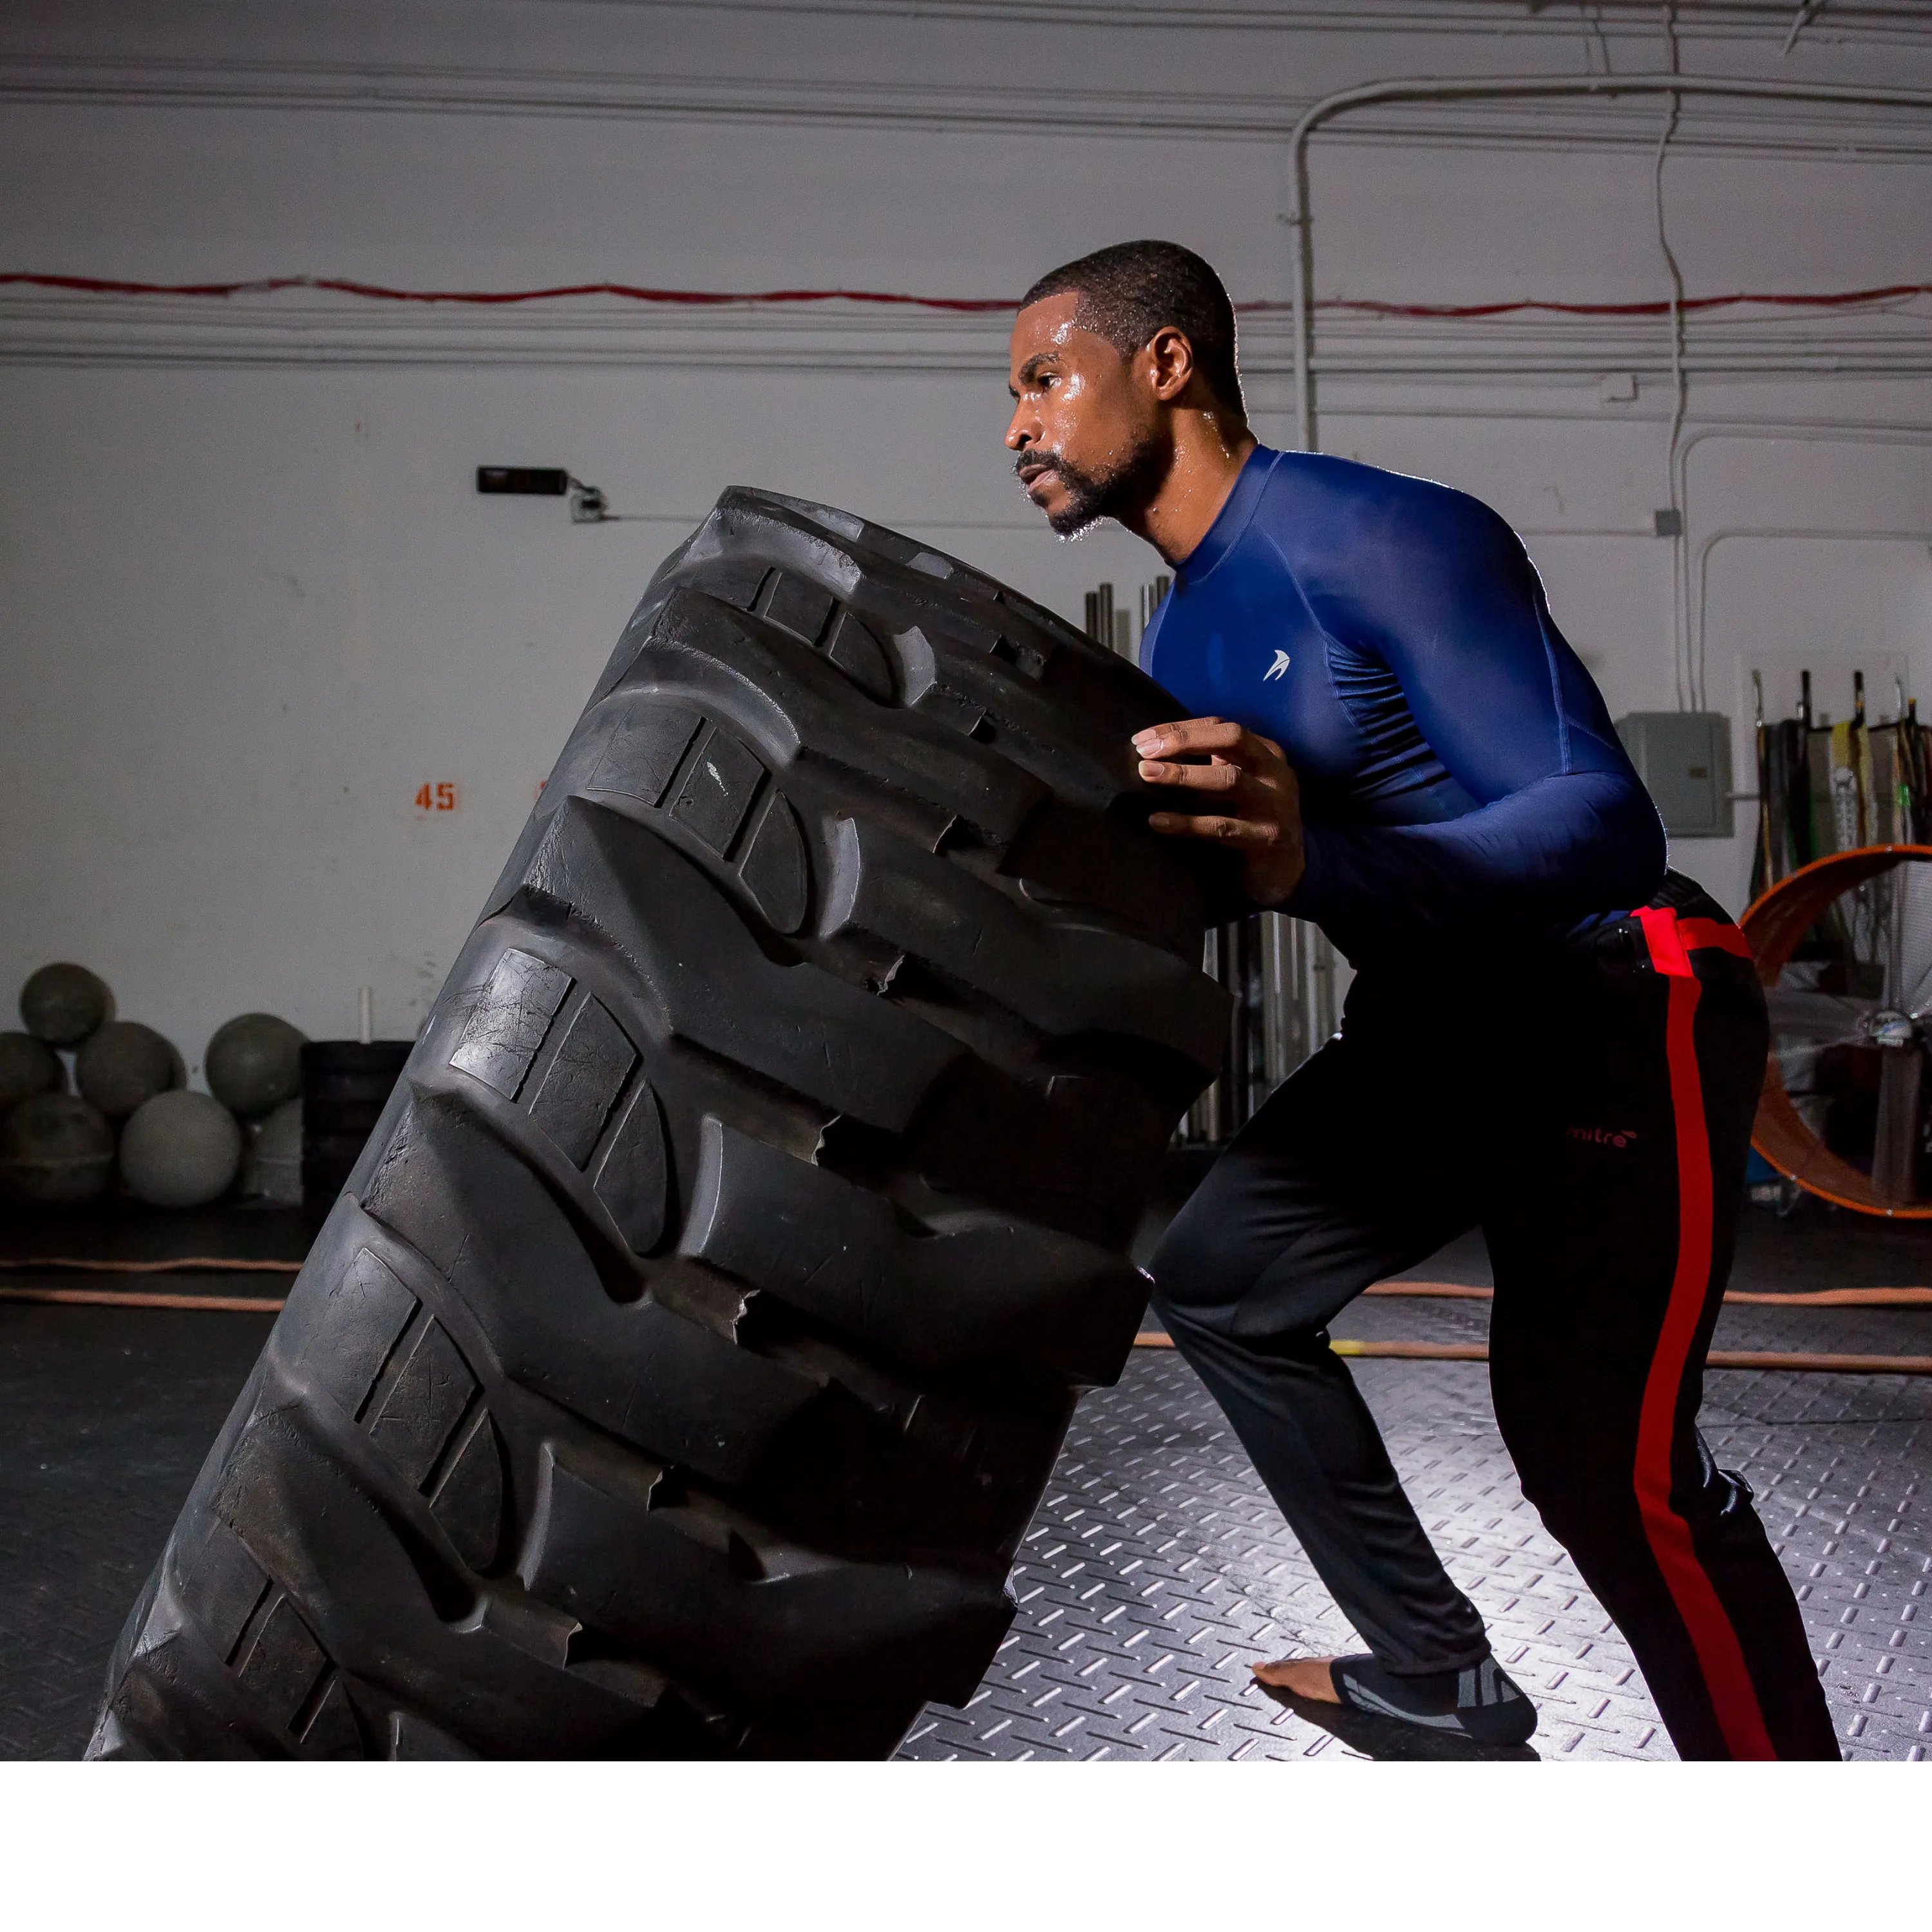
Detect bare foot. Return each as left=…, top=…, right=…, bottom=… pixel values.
left=1251, top=1656, right=1341, bottom=1703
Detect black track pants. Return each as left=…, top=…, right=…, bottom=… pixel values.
left=1150, top=879, right=1839, bottom=1761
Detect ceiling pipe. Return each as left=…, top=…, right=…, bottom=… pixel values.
left=1287, top=72, right=1932, bottom=457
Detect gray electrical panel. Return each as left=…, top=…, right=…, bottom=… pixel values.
left=1615, top=711, right=1734, bottom=838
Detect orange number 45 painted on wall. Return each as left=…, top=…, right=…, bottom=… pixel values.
left=413, top=782, right=460, bottom=812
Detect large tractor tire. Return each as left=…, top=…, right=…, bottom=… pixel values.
left=89, top=489, right=1229, bottom=1759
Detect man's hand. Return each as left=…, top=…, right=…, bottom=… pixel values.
left=1132, top=717, right=1306, bottom=907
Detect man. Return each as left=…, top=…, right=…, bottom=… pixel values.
left=1005, top=238, right=1837, bottom=1759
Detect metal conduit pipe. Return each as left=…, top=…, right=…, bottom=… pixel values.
left=1287, top=72, right=1932, bottom=457
left=1678, top=437, right=1932, bottom=709
left=1675, top=423, right=1932, bottom=706
left=1676, top=422, right=1932, bottom=533
left=1282, top=405, right=1932, bottom=433
left=1694, top=526, right=1932, bottom=712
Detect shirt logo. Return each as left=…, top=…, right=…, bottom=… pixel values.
left=1263, top=650, right=1292, bottom=682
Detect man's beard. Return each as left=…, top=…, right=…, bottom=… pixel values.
left=1019, top=431, right=1166, bottom=537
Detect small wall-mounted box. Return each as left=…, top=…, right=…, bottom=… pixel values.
left=1615, top=711, right=1734, bottom=838
left=477, top=467, right=569, bottom=496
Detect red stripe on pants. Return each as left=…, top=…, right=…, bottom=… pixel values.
left=1676, top=916, right=1754, bottom=961
left=1633, top=906, right=1778, bottom=1760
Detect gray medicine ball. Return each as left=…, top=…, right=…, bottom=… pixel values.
left=205, top=1012, right=307, bottom=1119
left=238, top=1097, right=303, bottom=1206
left=19, top=962, right=112, bottom=1046
left=0, top=1092, right=115, bottom=1205
left=0, top=1030, right=67, bottom=1111
left=118, top=1090, right=243, bottom=1209
left=75, top=1021, right=185, bottom=1120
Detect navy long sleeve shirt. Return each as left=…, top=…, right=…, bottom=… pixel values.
left=1139, top=446, right=1666, bottom=969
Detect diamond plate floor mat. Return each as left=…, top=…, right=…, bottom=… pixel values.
left=895, top=1347, right=1929, bottom=1762
left=2, top=1267, right=1926, bottom=1759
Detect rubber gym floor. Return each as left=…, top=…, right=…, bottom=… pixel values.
left=3, top=1191, right=1926, bottom=1762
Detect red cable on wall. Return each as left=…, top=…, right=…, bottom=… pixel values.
left=3, top=270, right=1930, bottom=319
left=0, top=273, right=1016, bottom=312
left=1312, top=283, right=1932, bottom=319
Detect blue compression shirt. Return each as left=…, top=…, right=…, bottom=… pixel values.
left=1139, top=446, right=1666, bottom=969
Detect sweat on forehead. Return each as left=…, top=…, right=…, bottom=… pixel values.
left=1019, top=239, right=1245, bottom=416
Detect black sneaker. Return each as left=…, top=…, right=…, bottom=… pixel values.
left=1331, top=1654, right=1538, bottom=1747
left=1255, top=1680, right=1540, bottom=1763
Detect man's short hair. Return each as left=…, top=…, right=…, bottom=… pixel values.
left=1020, top=240, right=1245, bottom=419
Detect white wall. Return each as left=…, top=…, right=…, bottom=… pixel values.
left=3, top=1, right=1931, bottom=1073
